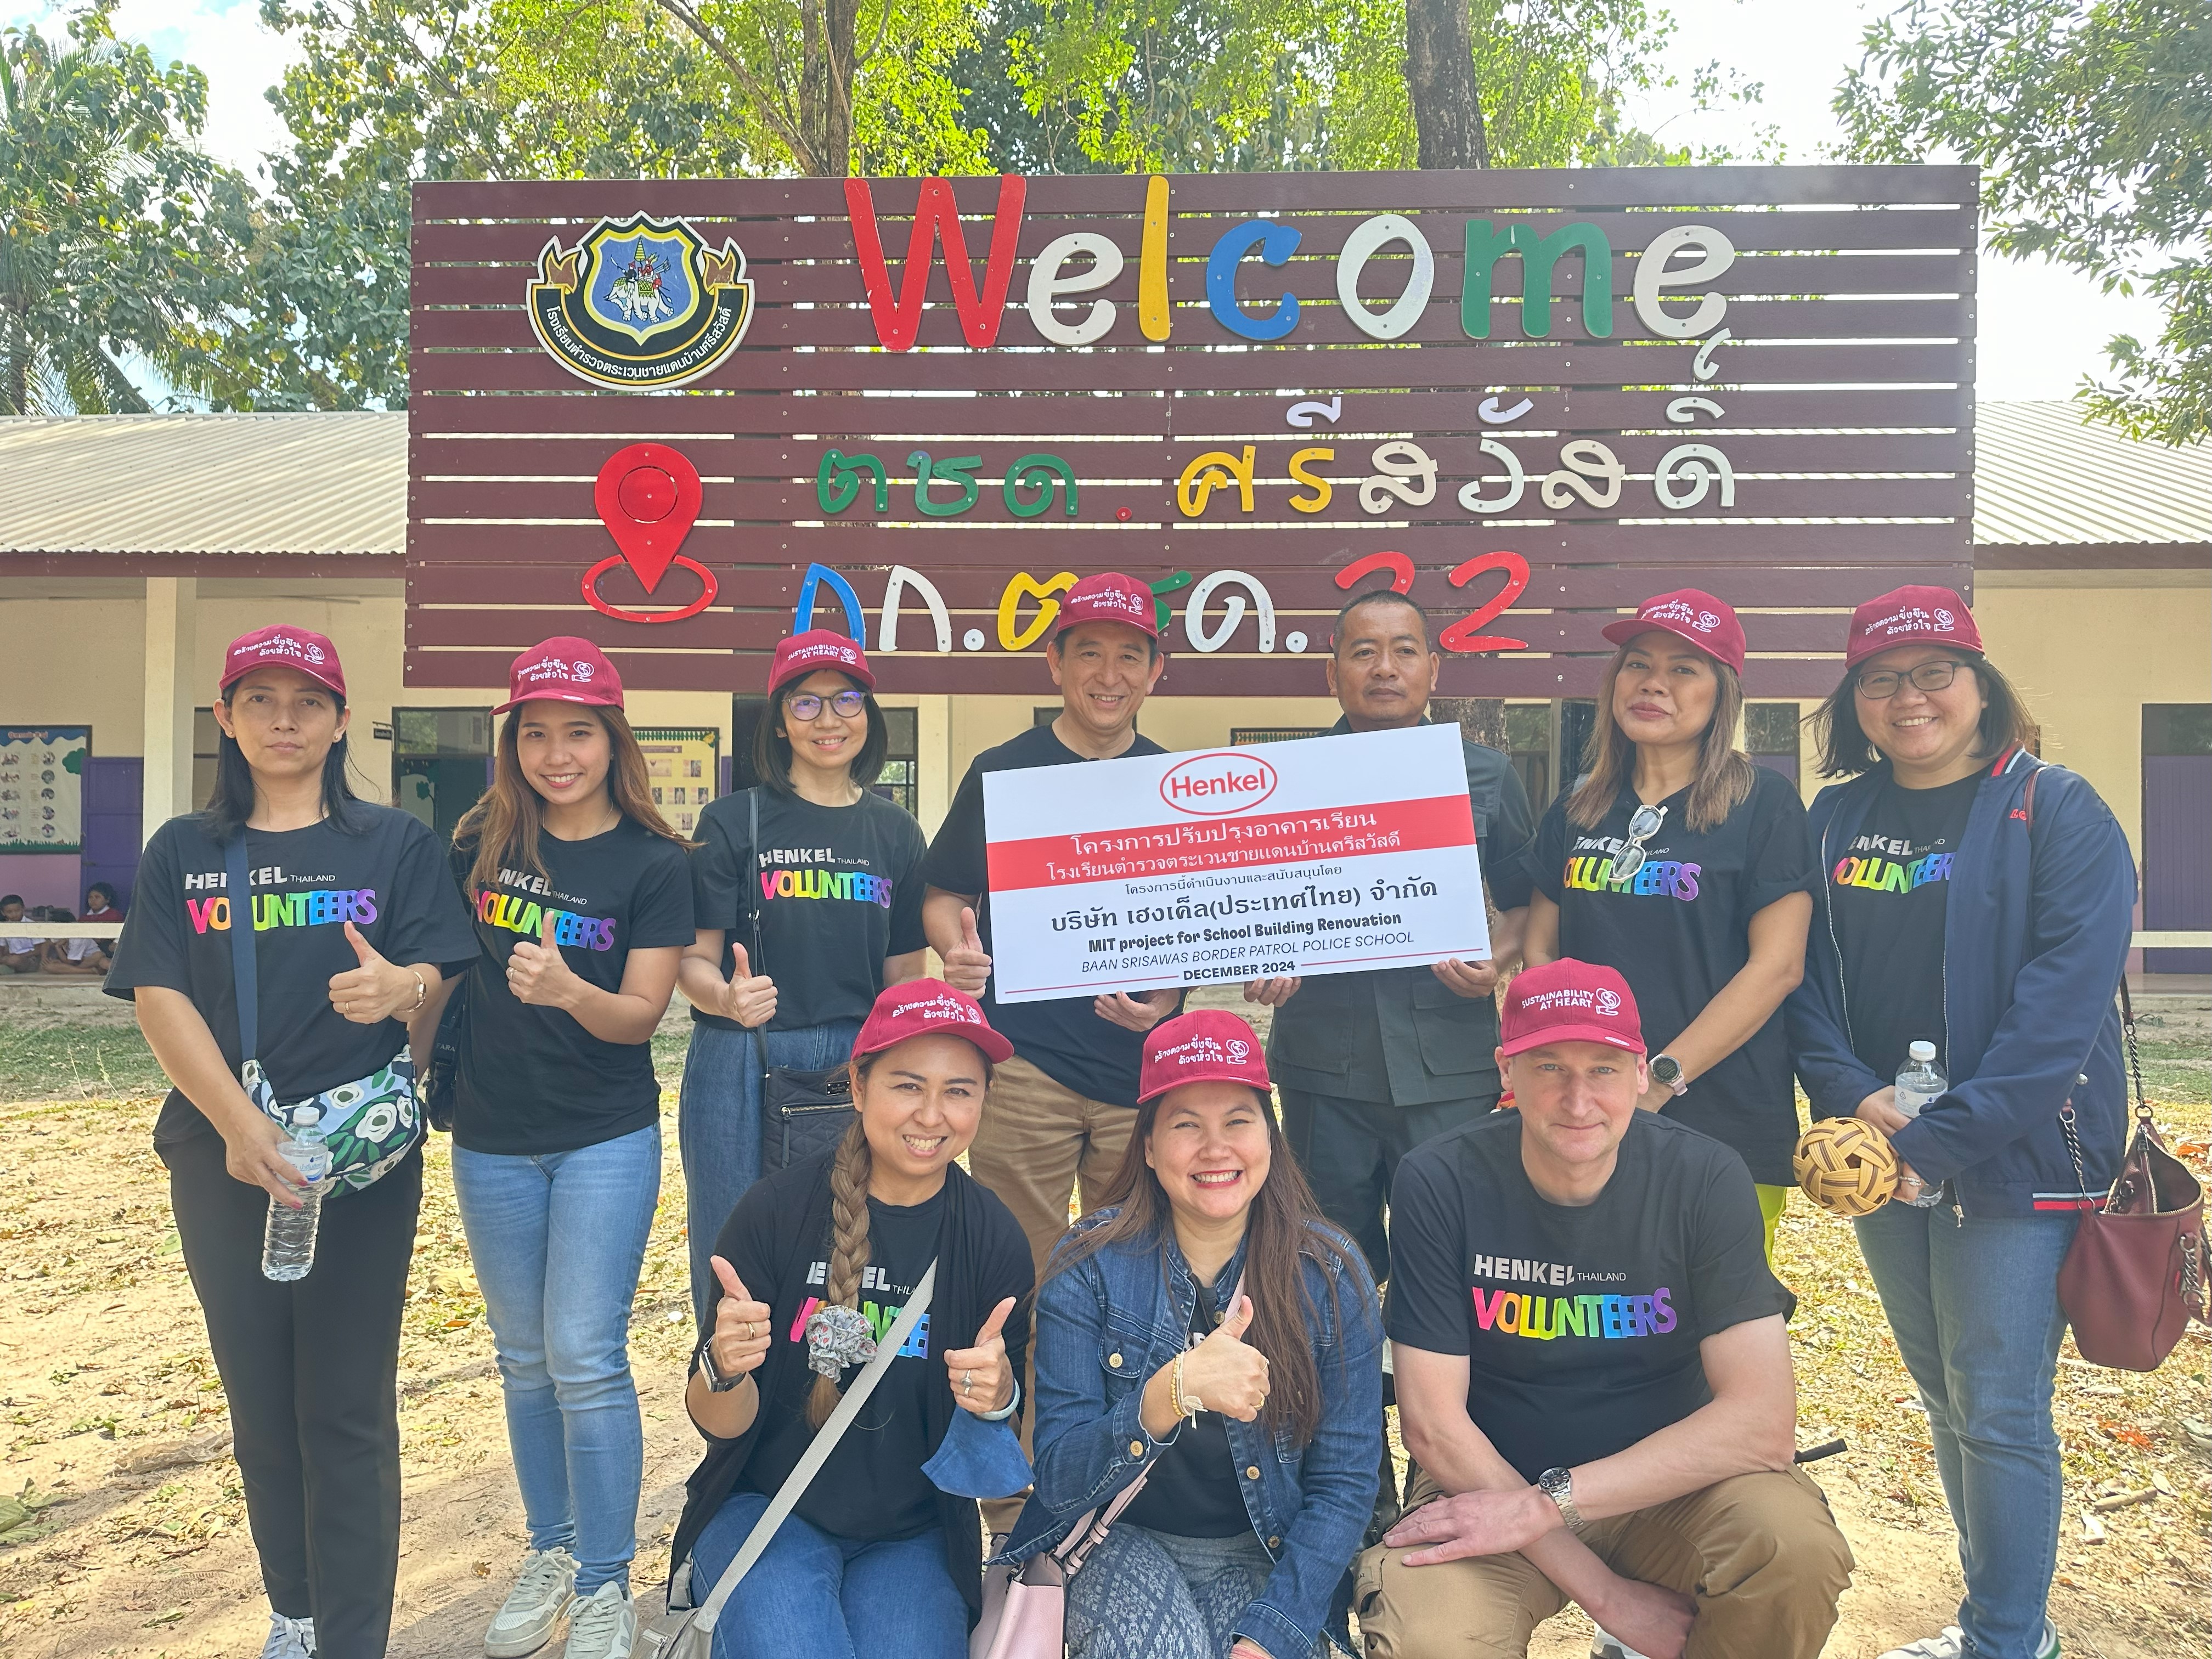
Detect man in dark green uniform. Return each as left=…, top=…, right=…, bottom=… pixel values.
left=1247, top=588, right=1536, bottom=1276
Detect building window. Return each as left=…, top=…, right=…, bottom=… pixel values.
left=193, top=708, right=219, bottom=809
left=874, top=706, right=919, bottom=816
left=1230, top=727, right=1328, bottom=745
left=1745, top=702, right=1802, bottom=785
left=392, top=707, right=493, bottom=839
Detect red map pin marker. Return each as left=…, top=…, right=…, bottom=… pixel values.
left=584, top=443, right=715, bottom=623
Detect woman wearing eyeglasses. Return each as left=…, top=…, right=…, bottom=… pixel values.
left=678, top=632, right=932, bottom=1332
left=1788, top=588, right=2132, bottom=1659
left=1521, top=591, right=1815, bottom=1256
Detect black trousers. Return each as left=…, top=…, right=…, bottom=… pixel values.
left=162, top=1132, right=421, bottom=1659
left=1278, top=1087, right=1497, bottom=1283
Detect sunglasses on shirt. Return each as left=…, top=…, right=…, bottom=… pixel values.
left=1611, top=804, right=1669, bottom=882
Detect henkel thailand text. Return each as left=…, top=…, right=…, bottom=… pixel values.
left=983, top=724, right=1489, bottom=1002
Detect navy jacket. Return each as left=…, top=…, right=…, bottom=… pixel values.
left=1004, top=1214, right=1383, bottom=1659
left=1787, top=747, right=2135, bottom=1217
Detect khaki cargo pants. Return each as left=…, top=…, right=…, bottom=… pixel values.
left=1353, top=1465, right=1853, bottom=1659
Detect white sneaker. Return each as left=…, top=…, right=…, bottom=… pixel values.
left=1879, top=1629, right=1965, bottom=1659
left=258, top=1612, right=315, bottom=1659
left=1590, top=1628, right=1653, bottom=1659
left=486, top=1548, right=579, bottom=1658
left=561, top=1581, right=635, bottom=1659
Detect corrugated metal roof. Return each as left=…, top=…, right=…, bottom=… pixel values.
left=0, top=411, right=405, bottom=556
left=1973, top=401, right=2211, bottom=546
left=0, top=402, right=2200, bottom=557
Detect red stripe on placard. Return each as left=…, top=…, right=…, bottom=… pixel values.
left=985, top=795, right=1476, bottom=891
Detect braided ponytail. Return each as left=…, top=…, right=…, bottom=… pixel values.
left=806, top=1102, right=876, bottom=1429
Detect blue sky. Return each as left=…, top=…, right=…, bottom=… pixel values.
left=9, top=0, right=2169, bottom=403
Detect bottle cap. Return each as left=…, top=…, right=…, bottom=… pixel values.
left=1908, top=1041, right=1936, bottom=1062
left=294, top=1107, right=322, bottom=1126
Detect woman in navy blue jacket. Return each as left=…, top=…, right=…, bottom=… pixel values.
left=1005, top=1009, right=1383, bottom=1659
left=1787, top=587, right=2134, bottom=1659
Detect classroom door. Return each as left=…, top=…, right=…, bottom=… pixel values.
left=2142, top=705, right=2212, bottom=975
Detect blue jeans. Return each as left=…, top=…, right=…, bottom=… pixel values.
left=678, top=1017, right=862, bottom=1332
left=1855, top=1204, right=2079, bottom=1659
left=685, top=1489, right=966, bottom=1659
left=451, top=1124, right=661, bottom=1595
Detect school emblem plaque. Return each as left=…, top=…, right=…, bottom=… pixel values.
left=527, top=213, right=753, bottom=390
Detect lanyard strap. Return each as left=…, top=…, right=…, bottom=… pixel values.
left=225, top=833, right=258, bottom=1067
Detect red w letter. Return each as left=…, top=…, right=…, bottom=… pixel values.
left=844, top=175, right=1029, bottom=351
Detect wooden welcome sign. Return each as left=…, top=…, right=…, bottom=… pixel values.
left=406, top=165, right=1977, bottom=695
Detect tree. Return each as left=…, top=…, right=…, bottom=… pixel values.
left=1406, top=0, right=1486, bottom=166
left=0, top=2, right=247, bottom=414
left=1838, top=0, right=2211, bottom=444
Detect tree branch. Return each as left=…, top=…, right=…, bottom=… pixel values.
left=650, top=0, right=816, bottom=170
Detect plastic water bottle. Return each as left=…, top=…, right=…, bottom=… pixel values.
left=1893, top=1042, right=1946, bottom=1207
left=262, top=1108, right=331, bottom=1281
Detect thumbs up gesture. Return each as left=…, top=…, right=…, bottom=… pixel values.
left=507, top=908, right=580, bottom=1009
left=720, top=941, right=778, bottom=1029
left=1178, top=1294, right=1270, bottom=1422
left=327, top=920, right=421, bottom=1024
left=944, top=1295, right=1017, bottom=1417
left=707, top=1255, right=774, bottom=1383
left=943, top=906, right=992, bottom=995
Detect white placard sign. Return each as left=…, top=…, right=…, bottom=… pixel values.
left=983, top=724, right=1488, bottom=1003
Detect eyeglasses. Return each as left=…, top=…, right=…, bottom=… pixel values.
left=1854, top=661, right=1966, bottom=701
left=785, top=689, right=866, bottom=721
left=1611, top=804, right=1668, bottom=882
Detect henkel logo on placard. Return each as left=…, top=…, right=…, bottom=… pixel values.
left=1159, top=752, right=1279, bottom=816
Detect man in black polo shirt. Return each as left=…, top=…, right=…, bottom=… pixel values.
left=921, top=572, right=1181, bottom=1273
left=1249, top=588, right=1536, bottom=1280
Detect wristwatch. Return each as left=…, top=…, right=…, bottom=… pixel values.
left=1536, top=1465, right=1583, bottom=1530
left=696, top=1345, right=747, bottom=1395
left=1649, top=1053, right=1689, bottom=1097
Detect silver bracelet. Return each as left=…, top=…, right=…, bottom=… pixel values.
left=978, top=1376, right=1022, bottom=1423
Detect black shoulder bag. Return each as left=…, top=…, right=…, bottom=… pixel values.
left=748, top=788, right=859, bottom=1175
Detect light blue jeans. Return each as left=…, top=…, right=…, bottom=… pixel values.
left=678, top=1017, right=862, bottom=1333
left=452, top=1124, right=661, bottom=1595
left=1855, top=1204, right=2080, bottom=1659
left=686, top=1489, right=966, bottom=1659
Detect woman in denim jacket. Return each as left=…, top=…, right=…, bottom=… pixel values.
left=1003, top=1010, right=1384, bottom=1659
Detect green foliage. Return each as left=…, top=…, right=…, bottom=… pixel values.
left=1838, top=0, right=2212, bottom=444
left=0, top=1, right=249, bottom=415
left=969, top=0, right=1767, bottom=175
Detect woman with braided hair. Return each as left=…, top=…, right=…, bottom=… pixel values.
left=667, top=979, right=1036, bottom=1659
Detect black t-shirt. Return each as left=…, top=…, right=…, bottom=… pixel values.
left=922, top=725, right=1175, bottom=1107
left=449, top=820, right=694, bottom=1155
left=690, top=787, right=928, bottom=1032
left=742, top=1188, right=946, bottom=1541
left=1386, top=1110, right=1793, bottom=1482
left=1531, top=767, right=1814, bottom=1185
left=1118, top=1276, right=1251, bottom=1539
left=105, top=808, right=479, bottom=1146
left=1829, top=770, right=1978, bottom=1083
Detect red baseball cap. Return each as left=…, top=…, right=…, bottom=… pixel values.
left=1138, top=1009, right=1271, bottom=1105
left=854, top=978, right=1013, bottom=1065
left=1844, top=585, right=1983, bottom=668
left=1500, top=959, right=1646, bottom=1058
left=494, top=637, right=624, bottom=715
left=768, top=629, right=876, bottom=697
left=219, top=626, right=346, bottom=699
left=1054, top=572, right=1158, bottom=640
left=1601, top=588, right=1746, bottom=675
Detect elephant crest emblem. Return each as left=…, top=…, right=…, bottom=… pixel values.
left=528, top=213, right=753, bottom=390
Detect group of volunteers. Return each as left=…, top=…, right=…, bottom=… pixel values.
left=103, top=563, right=2135, bottom=1659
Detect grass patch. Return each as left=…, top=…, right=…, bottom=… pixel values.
left=0, top=1025, right=168, bottom=1103
left=2133, top=1036, right=2209, bottom=1106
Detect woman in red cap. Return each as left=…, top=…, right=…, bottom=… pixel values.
left=430, top=636, right=696, bottom=1659
left=1521, top=590, right=1815, bottom=1258
left=677, top=629, right=930, bottom=1329
left=105, top=626, right=479, bottom=1659
left=667, top=978, right=1035, bottom=1658
left=1790, top=587, right=2132, bottom=1659
left=1001, top=1009, right=1383, bottom=1659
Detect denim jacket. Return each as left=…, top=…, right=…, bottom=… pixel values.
left=1003, top=1214, right=1383, bottom=1659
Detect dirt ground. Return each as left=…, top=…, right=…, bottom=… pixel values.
left=1, top=993, right=2205, bottom=1659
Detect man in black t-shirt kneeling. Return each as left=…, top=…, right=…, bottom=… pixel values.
left=1357, top=960, right=1850, bottom=1659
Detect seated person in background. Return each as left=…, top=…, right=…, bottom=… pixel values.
left=0, top=895, right=38, bottom=974
left=80, top=883, right=124, bottom=927
left=1003, top=1009, right=1383, bottom=1659
left=38, top=910, right=111, bottom=977
left=1356, top=960, right=1851, bottom=1659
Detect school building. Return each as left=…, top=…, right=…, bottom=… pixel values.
left=1, top=404, right=2205, bottom=970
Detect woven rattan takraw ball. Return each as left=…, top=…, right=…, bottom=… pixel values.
left=1793, top=1118, right=1899, bottom=1217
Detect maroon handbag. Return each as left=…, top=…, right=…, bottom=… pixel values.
left=2056, top=982, right=2208, bottom=1372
